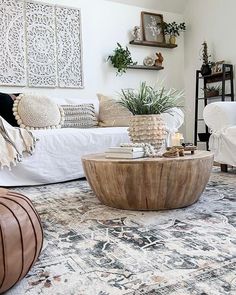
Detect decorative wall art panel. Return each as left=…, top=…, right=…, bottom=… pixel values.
left=0, top=0, right=26, bottom=86
left=0, top=0, right=83, bottom=88
left=56, top=6, right=83, bottom=88
left=25, top=1, right=57, bottom=87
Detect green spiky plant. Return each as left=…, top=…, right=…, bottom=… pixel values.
left=202, top=85, right=221, bottom=93
left=202, top=84, right=221, bottom=97
left=119, top=82, right=183, bottom=115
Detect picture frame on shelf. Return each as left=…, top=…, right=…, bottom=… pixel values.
left=211, top=60, right=225, bottom=74
left=141, top=11, right=165, bottom=43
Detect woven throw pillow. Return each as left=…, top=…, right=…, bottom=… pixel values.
left=13, top=93, right=64, bottom=130
left=97, top=94, right=132, bottom=127
left=61, top=104, right=98, bottom=128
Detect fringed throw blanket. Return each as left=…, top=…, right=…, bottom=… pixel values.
left=0, top=116, right=37, bottom=169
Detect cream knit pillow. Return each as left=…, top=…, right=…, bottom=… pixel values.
left=13, top=93, right=64, bottom=130
left=97, top=94, right=132, bottom=127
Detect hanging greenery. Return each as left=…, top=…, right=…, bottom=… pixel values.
left=107, top=43, right=137, bottom=75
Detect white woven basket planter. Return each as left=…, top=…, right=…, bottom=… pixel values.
left=128, top=115, right=167, bottom=150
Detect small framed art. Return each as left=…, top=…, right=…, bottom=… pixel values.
left=141, top=11, right=165, bottom=43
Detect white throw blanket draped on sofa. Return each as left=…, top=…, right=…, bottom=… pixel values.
left=0, top=116, right=37, bottom=169
left=0, top=106, right=184, bottom=186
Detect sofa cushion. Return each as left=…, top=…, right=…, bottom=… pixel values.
left=97, top=93, right=132, bottom=127
left=51, top=96, right=99, bottom=115
left=61, top=104, right=98, bottom=128
left=13, top=93, right=64, bottom=130
left=0, top=92, right=20, bottom=126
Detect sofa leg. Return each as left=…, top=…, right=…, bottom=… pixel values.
left=221, top=164, right=228, bottom=172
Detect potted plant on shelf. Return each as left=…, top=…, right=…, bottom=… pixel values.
left=202, top=85, right=221, bottom=98
left=164, top=22, right=186, bottom=45
left=200, top=41, right=212, bottom=76
left=119, top=82, right=183, bottom=151
left=108, top=43, right=137, bottom=75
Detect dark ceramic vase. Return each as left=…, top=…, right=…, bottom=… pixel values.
left=201, top=64, right=211, bottom=76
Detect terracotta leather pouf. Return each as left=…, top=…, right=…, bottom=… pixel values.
left=0, top=188, right=43, bottom=294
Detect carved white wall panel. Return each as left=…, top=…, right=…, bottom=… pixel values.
left=0, top=0, right=26, bottom=86
left=56, top=6, right=83, bottom=88
left=26, top=1, right=57, bottom=87
left=0, top=1, right=83, bottom=88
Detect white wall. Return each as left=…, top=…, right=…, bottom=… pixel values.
left=2, top=0, right=184, bottom=105
left=106, top=0, right=187, bottom=14
left=184, top=0, right=236, bottom=142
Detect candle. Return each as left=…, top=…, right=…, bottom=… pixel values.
left=171, top=133, right=184, bottom=146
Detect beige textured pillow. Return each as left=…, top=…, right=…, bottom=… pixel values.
left=97, top=94, right=132, bottom=127
left=13, top=93, right=64, bottom=130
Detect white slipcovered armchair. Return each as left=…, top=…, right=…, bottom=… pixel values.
left=203, top=102, right=236, bottom=171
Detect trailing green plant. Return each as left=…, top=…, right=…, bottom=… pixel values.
left=164, top=22, right=186, bottom=37
left=201, top=41, right=211, bottom=65
left=107, top=43, right=137, bottom=75
left=119, top=82, right=184, bottom=115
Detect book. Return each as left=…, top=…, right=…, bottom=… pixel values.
left=105, top=151, right=144, bottom=159
left=108, top=147, right=144, bottom=153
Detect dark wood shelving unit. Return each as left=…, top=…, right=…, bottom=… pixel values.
left=129, top=40, right=178, bottom=49
left=127, top=65, right=164, bottom=71
left=194, top=64, right=234, bottom=150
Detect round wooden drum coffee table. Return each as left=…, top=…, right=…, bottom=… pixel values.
left=82, top=151, right=214, bottom=210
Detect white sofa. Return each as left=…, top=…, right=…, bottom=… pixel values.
left=0, top=96, right=184, bottom=186
left=203, top=101, right=236, bottom=171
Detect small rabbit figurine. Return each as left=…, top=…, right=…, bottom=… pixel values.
left=155, top=52, right=164, bottom=67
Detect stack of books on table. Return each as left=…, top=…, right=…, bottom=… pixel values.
left=105, top=146, right=144, bottom=159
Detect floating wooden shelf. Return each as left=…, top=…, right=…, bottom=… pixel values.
left=127, top=65, right=164, bottom=71
left=129, top=40, right=178, bottom=49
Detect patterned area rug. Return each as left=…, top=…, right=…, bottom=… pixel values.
left=8, top=169, right=236, bottom=295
